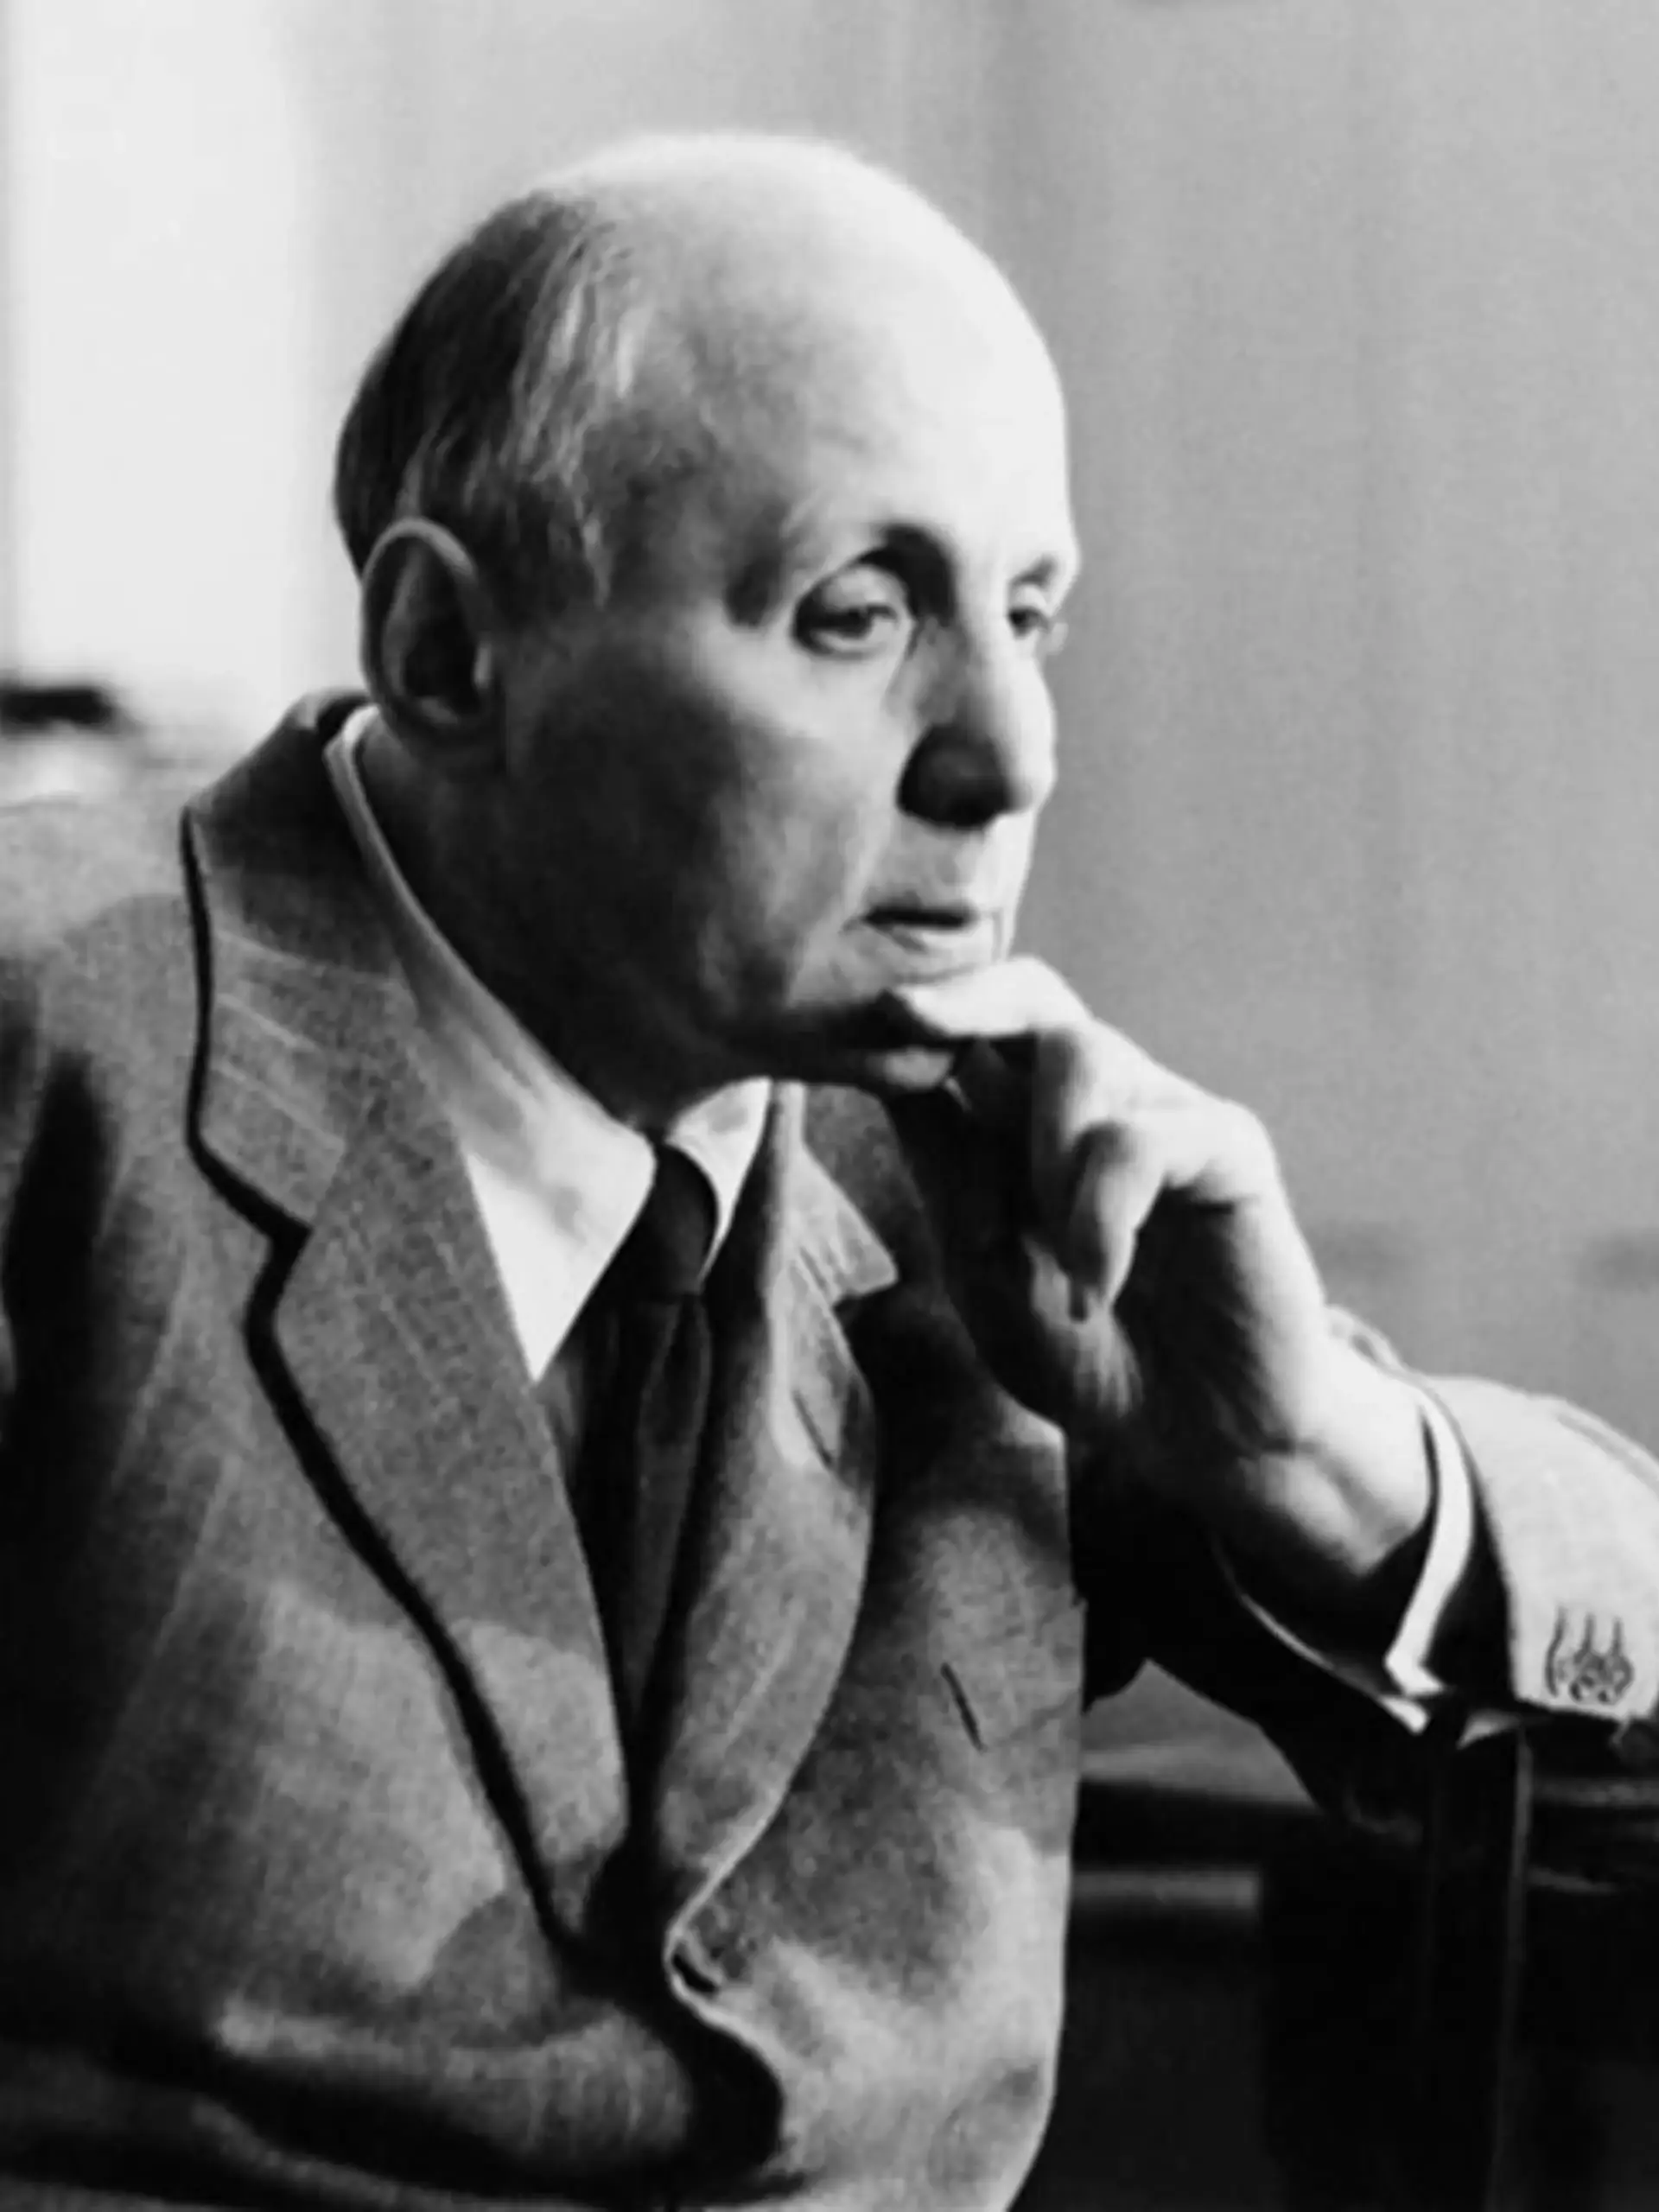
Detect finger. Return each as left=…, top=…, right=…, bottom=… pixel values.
left=1026, top=1025, right=1176, bottom=1243
left=898, top=969, right=1207, bottom=1281
left=1060, top=1122, right=1160, bottom=1306
left=1061, top=1097, right=1285, bottom=1301
left=893, top=959, right=1187, bottom=1113
left=887, top=955, right=1088, bottom=1044
left=939, top=1034, right=1166, bottom=1260
left=890, top=960, right=1277, bottom=1300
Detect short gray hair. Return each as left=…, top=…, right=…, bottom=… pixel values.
left=333, top=183, right=690, bottom=620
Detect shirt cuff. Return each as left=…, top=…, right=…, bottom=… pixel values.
left=1226, top=1389, right=1476, bottom=1732
left=1381, top=1391, right=1476, bottom=1704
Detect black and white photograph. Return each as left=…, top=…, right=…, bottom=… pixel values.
left=4, top=6, right=1659, bottom=2208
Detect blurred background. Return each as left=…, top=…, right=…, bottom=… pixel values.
left=6, top=2, right=1659, bottom=2202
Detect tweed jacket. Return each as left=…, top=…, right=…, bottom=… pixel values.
left=3, top=694, right=1659, bottom=2211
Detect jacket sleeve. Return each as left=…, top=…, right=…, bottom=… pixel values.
left=1430, top=1375, right=1659, bottom=1733
left=1072, top=1311, right=1659, bottom=1823
left=1337, top=1303, right=1659, bottom=1732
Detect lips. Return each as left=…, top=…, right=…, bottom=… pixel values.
left=865, top=903, right=1001, bottom=977
left=868, top=899, right=981, bottom=926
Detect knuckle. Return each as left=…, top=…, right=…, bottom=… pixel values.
left=1222, top=1101, right=1277, bottom=1182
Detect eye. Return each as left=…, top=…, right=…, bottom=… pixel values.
left=796, top=567, right=914, bottom=658
left=1009, top=595, right=1069, bottom=661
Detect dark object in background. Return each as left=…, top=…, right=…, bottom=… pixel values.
left=0, top=676, right=139, bottom=740
left=0, top=675, right=149, bottom=805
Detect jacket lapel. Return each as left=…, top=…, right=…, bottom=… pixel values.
left=183, top=700, right=631, bottom=1930
left=646, top=1090, right=898, bottom=1917
left=181, top=699, right=912, bottom=1938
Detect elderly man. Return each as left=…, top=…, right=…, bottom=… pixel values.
left=1, top=130, right=1655, bottom=2211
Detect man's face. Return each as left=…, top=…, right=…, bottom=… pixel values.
left=484, top=271, right=1079, bottom=1115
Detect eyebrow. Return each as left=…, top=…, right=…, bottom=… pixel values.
left=1020, top=544, right=1083, bottom=594
left=872, top=524, right=1084, bottom=606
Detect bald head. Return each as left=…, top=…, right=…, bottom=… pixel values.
left=334, top=130, right=1059, bottom=625
left=566, top=130, right=1031, bottom=336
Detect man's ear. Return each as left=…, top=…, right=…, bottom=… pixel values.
left=359, top=520, right=505, bottom=775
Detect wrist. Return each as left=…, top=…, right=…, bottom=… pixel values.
left=1217, top=1351, right=1436, bottom=1635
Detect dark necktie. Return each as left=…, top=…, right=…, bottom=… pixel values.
left=572, top=1148, right=716, bottom=1747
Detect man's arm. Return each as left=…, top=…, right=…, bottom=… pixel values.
left=880, top=954, right=1659, bottom=1732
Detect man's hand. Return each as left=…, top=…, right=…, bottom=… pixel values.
left=884, top=957, right=1433, bottom=1613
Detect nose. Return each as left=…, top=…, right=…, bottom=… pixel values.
left=897, top=643, right=1057, bottom=830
